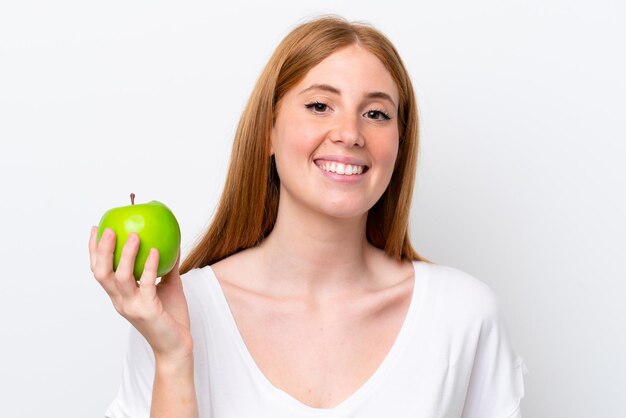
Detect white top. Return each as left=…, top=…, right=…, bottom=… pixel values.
left=104, top=260, right=528, bottom=418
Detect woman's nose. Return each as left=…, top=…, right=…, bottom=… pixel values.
left=330, top=112, right=364, bottom=147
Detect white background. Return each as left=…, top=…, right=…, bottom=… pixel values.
left=1, top=0, right=624, bottom=417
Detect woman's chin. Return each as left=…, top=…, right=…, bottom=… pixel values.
left=279, top=187, right=376, bottom=221
left=311, top=203, right=370, bottom=221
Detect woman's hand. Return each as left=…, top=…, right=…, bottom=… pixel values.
left=88, top=226, right=193, bottom=363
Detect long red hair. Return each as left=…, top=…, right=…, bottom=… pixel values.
left=180, top=16, right=429, bottom=274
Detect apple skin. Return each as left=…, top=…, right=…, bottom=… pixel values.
left=97, top=199, right=181, bottom=280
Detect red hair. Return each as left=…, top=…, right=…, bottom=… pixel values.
left=181, top=16, right=429, bottom=274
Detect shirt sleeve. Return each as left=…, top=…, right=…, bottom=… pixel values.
left=104, top=325, right=155, bottom=418
left=460, top=292, right=528, bottom=418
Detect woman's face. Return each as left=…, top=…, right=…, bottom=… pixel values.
left=271, top=45, right=400, bottom=220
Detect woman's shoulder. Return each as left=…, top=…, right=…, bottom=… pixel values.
left=179, top=247, right=268, bottom=307
left=421, top=262, right=495, bottom=293
left=206, top=246, right=262, bottom=289
left=419, top=261, right=503, bottom=321
left=179, top=262, right=212, bottom=290
left=179, top=246, right=255, bottom=285
left=177, top=252, right=257, bottom=321
left=177, top=264, right=214, bottom=310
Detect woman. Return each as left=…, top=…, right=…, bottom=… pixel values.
left=89, top=15, right=527, bottom=418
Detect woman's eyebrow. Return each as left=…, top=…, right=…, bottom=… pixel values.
left=298, top=83, right=340, bottom=95
left=366, top=91, right=396, bottom=108
left=299, top=83, right=396, bottom=107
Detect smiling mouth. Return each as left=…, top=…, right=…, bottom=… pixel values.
left=314, top=160, right=369, bottom=176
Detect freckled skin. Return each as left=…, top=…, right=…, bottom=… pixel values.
left=271, top=45, right=400, bottom=220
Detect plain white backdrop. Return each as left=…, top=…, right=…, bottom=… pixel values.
left=1, top=0, right=624, bottom=416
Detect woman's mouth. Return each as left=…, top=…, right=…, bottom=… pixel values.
left=314, top=160, right=369, bottom=176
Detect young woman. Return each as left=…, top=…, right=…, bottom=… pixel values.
left=90, top=15, right=527, bottom=418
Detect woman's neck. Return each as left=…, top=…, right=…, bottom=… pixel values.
left=256, top=195, right=376, bottom=299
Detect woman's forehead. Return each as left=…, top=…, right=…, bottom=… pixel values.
left=292, top=45, right=399, bottom=104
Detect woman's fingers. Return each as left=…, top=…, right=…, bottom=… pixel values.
left=93, top=227, right=119, bottom=296
left=114, top=232, right=142, bottom=298
left=138, top=248, right=160, bottom=300
left=94, top=227, right=115, bottom=275
left=88, top=226, right=98, bottom=272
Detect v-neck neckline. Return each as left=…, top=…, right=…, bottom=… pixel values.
left=202, top=260, right=429, bottom=415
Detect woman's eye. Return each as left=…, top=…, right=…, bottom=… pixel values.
left=305, top=101, right=329, bottom=113
left=364, top=110, right=391, bottom=120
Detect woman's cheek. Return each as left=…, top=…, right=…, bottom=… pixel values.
left=295, top=123, right=324, bottom=150
left=377, top=139, right=400, bottom=177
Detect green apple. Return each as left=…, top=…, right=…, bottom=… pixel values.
left=97, top=193, right=181, bottom=280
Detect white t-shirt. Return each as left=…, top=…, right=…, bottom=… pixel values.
left=104, top=260, right=528, bottom=418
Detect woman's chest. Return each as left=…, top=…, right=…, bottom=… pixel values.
left=221, top=281, right=413, bottom=409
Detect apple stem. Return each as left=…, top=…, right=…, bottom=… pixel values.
left=130, top=193, right=135, bottom=205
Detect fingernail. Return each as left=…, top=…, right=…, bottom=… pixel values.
left=128, top=233, right=138, bottom=244
left=104, top=228, right=112, bottom=239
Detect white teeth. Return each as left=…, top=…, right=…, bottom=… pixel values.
left=317, top=161, right=365, bottom=176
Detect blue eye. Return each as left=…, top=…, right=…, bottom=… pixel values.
left=365, top=110, right=391, bottom=120
left=305, top=101, right=329, bottom=113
